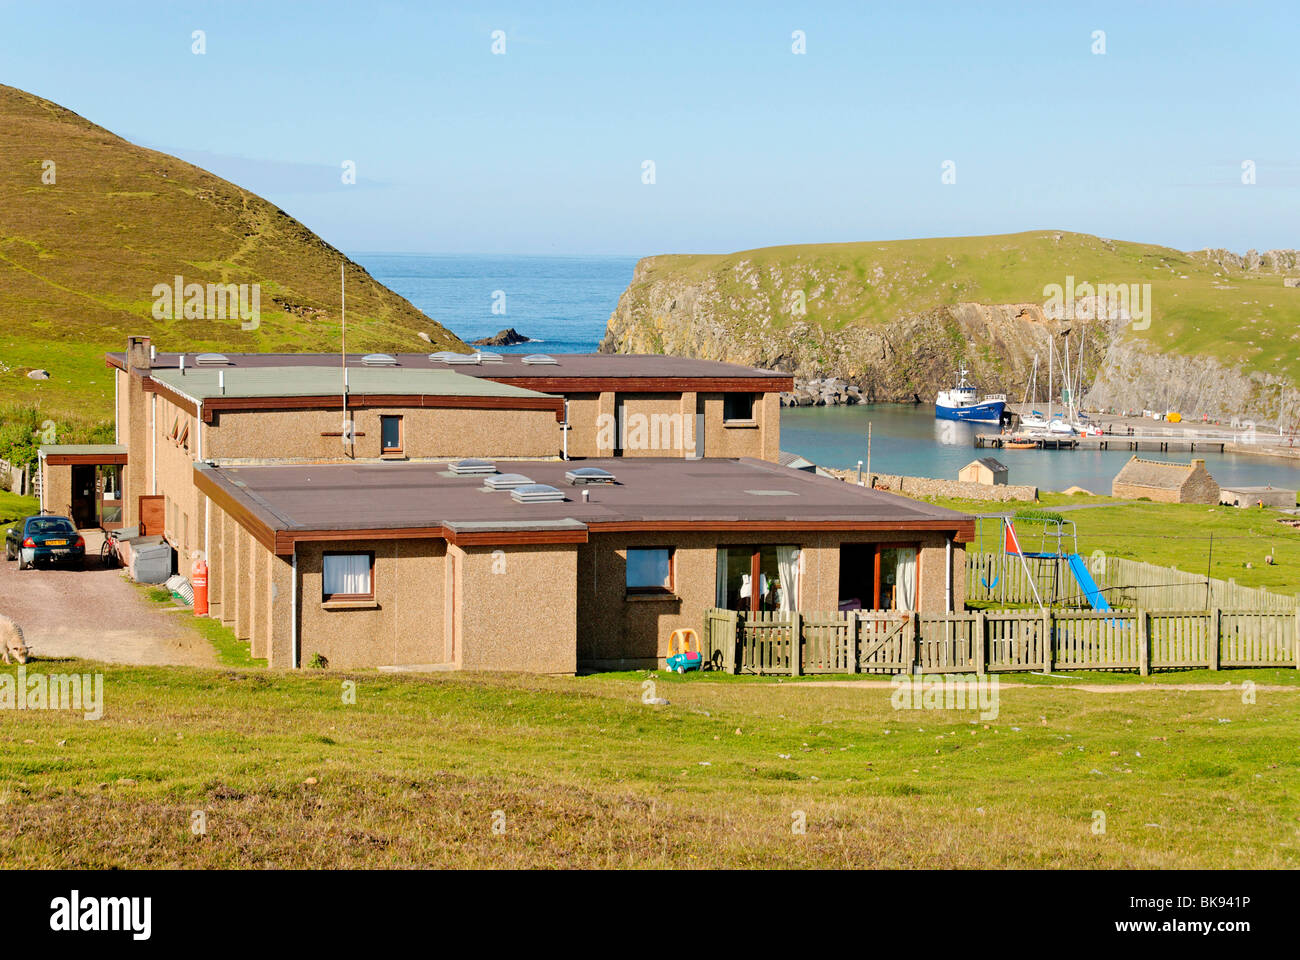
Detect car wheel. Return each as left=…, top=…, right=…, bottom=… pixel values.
left=18, top=556, right=29, bottom=571
left=4, top=544, right=12, bottom=561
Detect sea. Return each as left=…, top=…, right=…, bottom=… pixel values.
left=356, top=253, right=1300, bottom=493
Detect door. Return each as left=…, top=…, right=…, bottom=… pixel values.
left=98, top=464, right=123, bottom=529
left=138, top=495, right=164, bottom=536
left=70, top=465, right=97, bottom=528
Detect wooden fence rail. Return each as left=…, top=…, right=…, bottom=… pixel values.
left=965, top=551, right=1296, bottom=611
left=703, top=606, right=1299, bottom=676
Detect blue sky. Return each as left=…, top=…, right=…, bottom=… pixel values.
left=3, top=1, right=1296, bottom=256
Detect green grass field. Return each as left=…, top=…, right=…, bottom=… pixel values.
left=1, top=662, right=1296, bottom=868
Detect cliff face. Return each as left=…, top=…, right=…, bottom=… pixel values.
left=600, top=234, right=1300, bottom=427
left=601, top=257, right=1110, bottom=404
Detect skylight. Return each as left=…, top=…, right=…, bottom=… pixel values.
left=194, top=353, right=231, bottom=365
left=361, top=353, right=398, bottom=366
left=449, top=458, right=497, bottom=476
left=565, top=467, right=616, bottom=485
left=476, top=351, right=504, bottom=363
left=510, top=484, right=566, bottom=503
left=442, top=353, right=482, bottom=365
left=521, top=354, right=558, bottom=365
left=484, top=473, right=533, bottom=490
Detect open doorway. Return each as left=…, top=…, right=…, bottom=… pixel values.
left=837, top=542, right=920, bottom=611
left=70, top=465, right=97, bottom=528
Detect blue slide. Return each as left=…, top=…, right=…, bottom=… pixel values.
left=1066, top=553, right=1111, bottom=611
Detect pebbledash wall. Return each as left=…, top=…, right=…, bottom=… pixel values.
left=200, top=492, right=966, bottom=672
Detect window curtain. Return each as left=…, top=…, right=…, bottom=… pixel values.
left=895, top=547, right=917, bottom=610
left=715, top=549, right=728, bottom=607
left=776, top=546, right=800, bottom=612
left=324, top=554, right=370, bottom=595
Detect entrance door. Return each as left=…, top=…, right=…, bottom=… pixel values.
left=98, top=464, right=124, bottom=529
left=70, top=465, right=97, bottom=528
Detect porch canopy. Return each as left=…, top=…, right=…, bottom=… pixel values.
left=37, top=444, right=128, bottom=528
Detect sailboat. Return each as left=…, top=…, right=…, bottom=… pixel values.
left=1018, top=355, right=1049, bottom=430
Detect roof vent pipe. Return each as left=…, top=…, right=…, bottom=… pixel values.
left=582, top=489, right=590, bottom=502
left=179, top=354, right=185, bottom=375
left=218, top=370, right=225, bottom=395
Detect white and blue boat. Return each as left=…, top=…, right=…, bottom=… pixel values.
left=935, top=365, right=1006, bottom=422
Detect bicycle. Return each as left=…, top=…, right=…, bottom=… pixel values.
left=100, top=528, right=124, bottom=569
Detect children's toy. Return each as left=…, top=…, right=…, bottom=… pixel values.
left=666, top=628, right=702, bottom=673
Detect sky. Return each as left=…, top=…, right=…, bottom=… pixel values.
left=2, top=1, right=1297, bottom=256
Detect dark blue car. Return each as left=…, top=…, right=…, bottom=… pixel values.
left=4, top=515, right=85, bottom=570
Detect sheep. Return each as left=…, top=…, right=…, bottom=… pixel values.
left=0, top=614, right=29, bottom=665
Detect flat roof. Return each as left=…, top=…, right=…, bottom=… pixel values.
left=196, top=457, right=974, bottom=552
left=110, top=351, right=787, bottom=383
left=38, top=444, right=127, bottom=456
left=149, top=366, right=555, bottom=401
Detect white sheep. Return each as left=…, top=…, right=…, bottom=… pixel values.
left=0, top=614, right=29, bottom=665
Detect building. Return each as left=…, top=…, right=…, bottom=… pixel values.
left=958, top=457, right=1008, bottom=486
left=195, top=457, right=973, bottom=670
left=35, top=336, right=974, bottom=672
left=1111, top=456, right=1220, bottom=504
left=1219, top=485, right=1296, bottom=509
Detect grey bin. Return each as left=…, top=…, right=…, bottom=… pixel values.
left=130, top=542, right=174, bottom=584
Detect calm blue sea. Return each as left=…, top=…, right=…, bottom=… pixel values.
left=356, top=253, right=1300, bottom=492
left=354, top=253, right=635, bottom=353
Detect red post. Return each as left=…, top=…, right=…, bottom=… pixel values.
left=192, top=557, right=209, bottom=616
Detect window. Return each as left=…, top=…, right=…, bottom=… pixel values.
left=723, top=393, right=755, bottom=422
left=323, top=552, right=374, bottom=601
left=626, top=547, right=674, bottom=594
left=717, top=545, right=800, bottom=612
left=178, top=419, right=190, bottom=450
left=380, top=416, right=403, bottom=454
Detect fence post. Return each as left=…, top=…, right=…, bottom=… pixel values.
left=1294, top=602, right=1300, bottom=671
left=790, top=611, right=802, bottom=677
left=1138, top=609, right=1150, bottom=676
left=975, top=610, right=987, bottom=675
left=726, top=610, right=738, bottom=675
left=911, top=612, right=920, bottom=674
left=1208, top=607, right=1220, bottom=671
left=1041, top=609, right=1053, bottom=674
left=848, top=613, right=860, bottom=674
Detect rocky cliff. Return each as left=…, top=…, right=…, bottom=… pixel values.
left=600, top=232, right=1300, bottom=428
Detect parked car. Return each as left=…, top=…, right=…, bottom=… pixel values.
left=4, top=515, right=85, bottom=570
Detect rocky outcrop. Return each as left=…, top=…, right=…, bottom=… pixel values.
left=601, top=243, right=1300, bottom=428
left=600, top=256, right=1107, bottom=405
left=472, top=327, right=534, bottom=346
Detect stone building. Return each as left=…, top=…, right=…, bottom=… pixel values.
left=1111, top=456, right=1220, bottom=504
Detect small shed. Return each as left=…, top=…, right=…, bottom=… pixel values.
left=1111, top=456, right=1219, bottom=504
left=1219, top=485, right=1296, bottom=509
left=959, top=457, right=1008, bottom=486
left=777, top=450, right=817, bottom=473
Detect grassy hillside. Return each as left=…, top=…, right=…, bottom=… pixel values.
left=620, top=231, right=1300, bottom=386
left=0, top=84, right=464, bottom=421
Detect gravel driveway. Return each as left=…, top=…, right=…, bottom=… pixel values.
left=0, top=530, right=216, bottom=666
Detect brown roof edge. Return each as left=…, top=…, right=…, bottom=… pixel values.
left=193, top=466, right=281, bottom=554
left=196, top=393, right=566, bottom=424
left=587, top=518, right=976, bottom=543
left=481, top=375, right=794, bottom=393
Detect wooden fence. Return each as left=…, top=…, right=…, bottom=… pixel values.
left=701, top=606, right=1299, bottom=676
left=965, top=551, right=1295, bottom=611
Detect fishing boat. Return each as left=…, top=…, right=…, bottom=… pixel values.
left=935, top=365, right=1006, bottom=422
left=1003, top=439, right=1038, bottom=450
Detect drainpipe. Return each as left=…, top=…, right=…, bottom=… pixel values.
left=151, top=394, right=157, bottom=494
left=37, top=450, right=45, bottom=513
left=562, top=400, right=569, bottom=460
left=290, top=546, right=299, bottom=668
left=114, top=373, right=119, bottom=445
left=945, top=536, right=953, bottom=613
